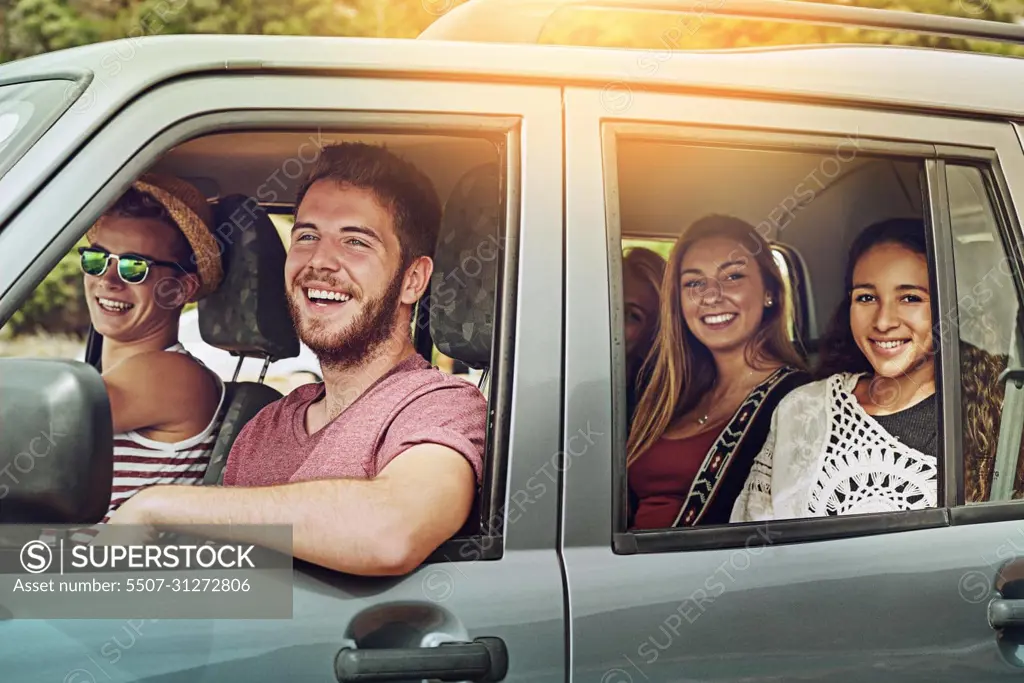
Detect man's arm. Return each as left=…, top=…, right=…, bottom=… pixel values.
left=113, top=443, right=476, bottom=576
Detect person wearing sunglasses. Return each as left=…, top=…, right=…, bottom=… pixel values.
left=74, top=173, right=226, bottom=536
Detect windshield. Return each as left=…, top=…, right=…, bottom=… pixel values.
left=0, top=79, right=77, bottom=183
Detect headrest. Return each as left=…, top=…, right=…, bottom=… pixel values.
left=198, top=195, right=300, bottom=361
left=429, top=163, right=502, bottom=369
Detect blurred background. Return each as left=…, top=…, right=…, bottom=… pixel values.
left=2, top=0, right=1022, bottom=68
left=1, top=0, right=1022, bottom=375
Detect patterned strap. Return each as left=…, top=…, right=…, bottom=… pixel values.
left=672, top=366, right=799, bottom=527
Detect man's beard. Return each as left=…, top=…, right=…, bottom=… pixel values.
left=287, top=269, right=405, bottom=370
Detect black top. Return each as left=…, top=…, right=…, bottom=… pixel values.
left=872, top=393, right=938, bottom=455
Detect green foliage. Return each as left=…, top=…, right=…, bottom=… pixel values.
left=1, top=0, right=1021, bottom=64
left=3, top=0, right=103, bottom=58
left=0, top=0, right=468, bottom=63
left=4, top=241, right=91, bottom=337
left=540, top=0, right=1024, bottom=55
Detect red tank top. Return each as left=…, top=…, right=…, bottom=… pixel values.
left=630, top=427, right=722, bottom=530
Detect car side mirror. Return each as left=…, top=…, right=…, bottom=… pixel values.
left=0, top=358, right=112, bottom=523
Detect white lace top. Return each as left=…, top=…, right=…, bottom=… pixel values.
left=729, top=372, right=938, bottom=522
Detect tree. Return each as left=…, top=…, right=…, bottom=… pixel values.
left=538, top=0, right=1024, bottom=55
left=2, top=0, right=103, bottom=61
left=0, top=0, right=471, bottom=63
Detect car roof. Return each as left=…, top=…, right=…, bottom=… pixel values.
left=2, top=34, right=1024, bottom=120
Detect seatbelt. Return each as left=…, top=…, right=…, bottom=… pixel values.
left=991, top=327, right=1024, bottom=501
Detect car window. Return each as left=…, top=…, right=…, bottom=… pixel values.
left=613, top=134, right=942, bottom=539
left=0, top=79, right=76, bottom=184
left=2, top=123, right=509, bottom=554
left=948, top=164, right=1024, bottom=503
left=0, top=237, right=88, bottom=359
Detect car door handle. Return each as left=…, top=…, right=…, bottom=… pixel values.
left=989, top=599, right=1024, bottom=628
left=335, top=636, right=508, bottom=683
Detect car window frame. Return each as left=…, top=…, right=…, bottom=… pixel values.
left=0, top=71, right=93, bottom=227
left=939, top=147, right=1024, bottom=525
left=601, top=123, right=956, bottom=554
left=0, top=74, right=86, bottom=190
left=0, top=73, right=560, bottom=567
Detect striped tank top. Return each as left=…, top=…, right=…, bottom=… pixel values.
left=103, top=342, right=225, bottom=519
left=56, top=342, right=226, bottom=544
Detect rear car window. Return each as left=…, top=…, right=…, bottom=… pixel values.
left=0, top=79, right=76, bottom=183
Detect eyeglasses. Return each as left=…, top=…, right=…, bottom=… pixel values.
left=78, top=246, right=190, bottom=285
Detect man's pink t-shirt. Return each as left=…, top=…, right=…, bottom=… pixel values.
left=222, top=355, right=486, bottom=486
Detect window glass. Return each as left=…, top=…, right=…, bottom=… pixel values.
left=948, top=164, right=1024, bottom=503
left=2, top=127, right=505, bottom=550
left=616, top=139, right=938, bottom=530
left=0, top=79, right=76, bottom=182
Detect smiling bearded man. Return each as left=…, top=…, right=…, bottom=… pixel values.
left=105, top=142, right=488, bottom=578
left=285, top=231, right=405, bottom=372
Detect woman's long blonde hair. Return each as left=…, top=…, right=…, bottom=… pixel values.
left=625, top=215, right=805, bottom=466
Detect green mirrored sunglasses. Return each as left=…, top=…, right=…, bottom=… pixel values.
left=78, top=246, right=189, bottom=285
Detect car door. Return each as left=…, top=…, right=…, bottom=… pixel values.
left=0, top=53, right=566, bottom=682
left=562, top=81, right=1024, bottom=681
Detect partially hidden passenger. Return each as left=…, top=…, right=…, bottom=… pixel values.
left=81, top=175, right=226, bottom=529
left=961, top=340, right=1024, bottom=502
left=622, top=246, right=666, bottom=424
left=731, top=218, right=939, bottom=522
left=104, top=143, right=488, bottom=577
left=627, top=215, right=810, bottom=529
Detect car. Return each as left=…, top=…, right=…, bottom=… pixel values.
left=2, top=0, right=1024, bottom=681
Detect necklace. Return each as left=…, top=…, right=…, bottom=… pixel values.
left=692, top=368, right=771, bottom=430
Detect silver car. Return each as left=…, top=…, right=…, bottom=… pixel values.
left=2, top=1, right=1024, bottom=681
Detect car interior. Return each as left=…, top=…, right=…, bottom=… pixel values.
left=615, top=137, right=1024, bottom=511
left=616, top=140, right=926, bottom=367
left=68, top=132, right=957, bottom=529
left=72, top=129, right=507, bottom=540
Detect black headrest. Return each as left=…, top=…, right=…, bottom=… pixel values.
left=429, top=163, right=501, bottom=369
left=198, top=195, right=300, bottom=361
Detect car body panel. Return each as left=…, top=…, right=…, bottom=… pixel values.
left=3, top=554, right=565, bottom=683
left=0, top=35, right=1021, bottom=120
